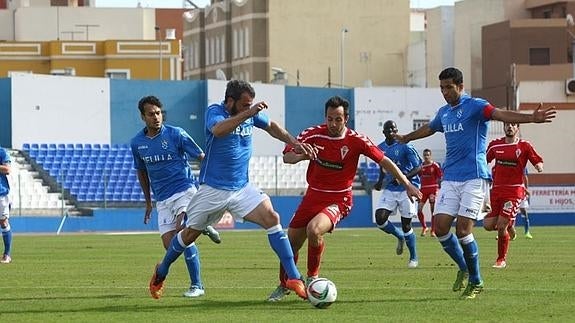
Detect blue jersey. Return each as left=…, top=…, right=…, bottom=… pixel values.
left=429, top=94, right=495, bottom=182
left=0, top=147, right=10, bottom=197
left=200, top=102, right=270, bottom=190
left=377, top=140, right=421, bottom=191
left=130, top=124, right=203, bottom=202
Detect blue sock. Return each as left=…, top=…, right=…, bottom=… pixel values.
left=184, top=243, right=203, bottom=289
left=267, top=224, right=300, bottom=280
left=438, top=232, right=467, bottom=271
left=157, top=231, right=187, bottom=278
left=524, top=215, right=530, bottom=233
left=378, top=221, right=404, bottom=240
left=459, top=234, right=482, bottom=284
left=2, top=225, right=11, bottom=256
left=404, top=229, right=417, bottom=261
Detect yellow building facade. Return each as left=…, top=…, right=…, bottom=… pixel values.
left=0, top=39, right=181, bottom=80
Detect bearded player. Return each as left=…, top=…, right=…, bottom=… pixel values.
left=483, top=122, right=543, bottom=268
left=267, top=95, right=421, bottom=302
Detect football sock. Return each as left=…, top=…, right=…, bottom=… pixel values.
left=523, top=214, right=530, bottom=233
left=307, top=242, right=325, bottom=278
left=1, top=224, right=11, bottom=256
left=459, top=233, right=482, bottom=284
left=157, top=231, right=187, bottom=278
left=404, top=229, right=417, bottom=261
left=279, top=252, right=298, bottom=286
left=267, top=224, right=300, bottom=280
left=497, top=232, right=509, bottom=261
left=184, top=242, right=203, bottom=289
left=378, top=221, right=403, bottom=240
left=417, top=211, right=427, bottom=229
left=438, top=232, right=467, bottom=271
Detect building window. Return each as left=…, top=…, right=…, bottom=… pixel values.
left=194, top=40, right=199, bottom=68
left=220, top=36, right=225, bottom=62
left=105, top=69, right=130, bottom=79
left=215, top=36, right=220, bottom=63
left=233, top=29, right=238, bottom=59
left=542, top=9, right=551, bottom=19
left=412, top=119, right=429, bottom=131
left=238, top=28, right=244, bottom=58
left=244, top=27, right=249, bottom=57
left=529, top=48, right=550, bottom=65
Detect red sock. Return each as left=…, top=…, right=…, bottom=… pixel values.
left=307, top=242, right=325, bottom=278
left=280, top=252, right=298, bottom=286
left=417, top=211, right=426, bottom=229
left=497, top=233, right=509, bottom=261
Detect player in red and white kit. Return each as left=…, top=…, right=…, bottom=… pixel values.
left=483, top=122, right=543, bottom=268
left=267, top=95, right=422, bottom=302
left=417, top=149, right=443, bottom=237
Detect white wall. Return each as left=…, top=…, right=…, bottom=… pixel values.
left=354, top=87, right=447, bottom=164
left=11, top=73, right=111, bottom=148
left=14, top=7, right=156, bottom=41
left=206, top=80, right=287, bottom=156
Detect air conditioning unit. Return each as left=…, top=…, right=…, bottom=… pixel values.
left=566, top=78, right=575, bottom=95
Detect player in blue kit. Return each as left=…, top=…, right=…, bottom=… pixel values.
left=373, top=120, right=422, bottom=268
left=131, top=95, right=221, bottom=298
left=148, top=80, right=316, bottom=300
left=395, top=67, right=555, bottom=299
left=0, top=147, right=12, bottom=264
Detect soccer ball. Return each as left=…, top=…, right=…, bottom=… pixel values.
left=307, top=278, right=337, bottom=309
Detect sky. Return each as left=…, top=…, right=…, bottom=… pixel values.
left=93, top=0, right=461, bottom=9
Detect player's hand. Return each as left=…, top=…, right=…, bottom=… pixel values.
left=525, top=189, right=530, bottom=197
left=532, top=103, right=556, bottom=123
left=250, top=101, right=268, bottom=116
left=534, top=162, right=544, bottom=172
left=143, top=203, right=153, bottom=224
left=293, top=142, right=317, bottom=160
left=405, top=184, right=422, bottom=203
left=392, top=133, right=409, bottom=144
left=175, top=213, right=186, bottom=231
left=373, top=181, right=382, bottom=191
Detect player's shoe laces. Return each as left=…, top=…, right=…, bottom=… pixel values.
left=452, top=270, right=468, bottom=292
left=267, top=285, right=290, bottom=302
left=149, top=264, right=165, bottom=299
left=420, top=228, right=428, bottom=237
left=285, top=278, right=307, bottom=300
left=525, top=231, right=533, bottom=239
left=306, top=276, right=318, bottom=287
left=183, top=285, right=205, bottom=298
left=0, top=254, right=11, bottom=264
left=396, top=238, right=404, bottom=255
left=407, top=259, right=418, bottom=269
left=460, top=281, right=484, bottom=299
left=202, top=225, right=221, bottom=244
left=492, top=260, right=507, bottom=269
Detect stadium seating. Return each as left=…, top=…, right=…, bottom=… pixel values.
left=21, top=143, right=142, bottom=204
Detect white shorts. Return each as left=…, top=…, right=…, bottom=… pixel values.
left=155, top=187, right=197, bottom=236
left=519, top=197, right=529, bottom=209
left=0, top=195, right=10, bottom=220
left=434, top=178, right=488, bottom=220
left=376, top=189, right=417, bottom=218
left=185, top=183, right=268, bottom=230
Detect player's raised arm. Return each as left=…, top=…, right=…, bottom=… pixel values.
left=491, top=103, right=556, bottom=124
left=394, top=123, right=436, bottom=144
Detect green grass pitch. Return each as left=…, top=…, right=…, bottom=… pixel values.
left=1, top=226, right=573, bottom=322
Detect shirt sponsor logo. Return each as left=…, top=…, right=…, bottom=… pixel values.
left=316, top=158, right=343, bottom=170
left=443, top=123, right=464, bottom=133
left=142, top=154, right=174, bottom=163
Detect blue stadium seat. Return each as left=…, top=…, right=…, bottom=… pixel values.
left=22, top=143, right=31, bottom=151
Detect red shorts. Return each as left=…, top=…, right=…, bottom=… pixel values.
left=485, top=186, right=525, bottom=220
left=289, top=189, right=353, bottom=231
left=420, top=187, right=438, bottom=204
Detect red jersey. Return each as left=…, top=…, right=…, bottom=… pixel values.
left=419, top=162, right=443, bottom=191
left=486, top=138, right=543, bottom=188
left=284, top=125, right=384, bottom=192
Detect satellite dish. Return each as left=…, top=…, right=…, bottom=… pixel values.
left=567, top=14, right=574, bottom=27
left=216, top=69, right=227, bottom=81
